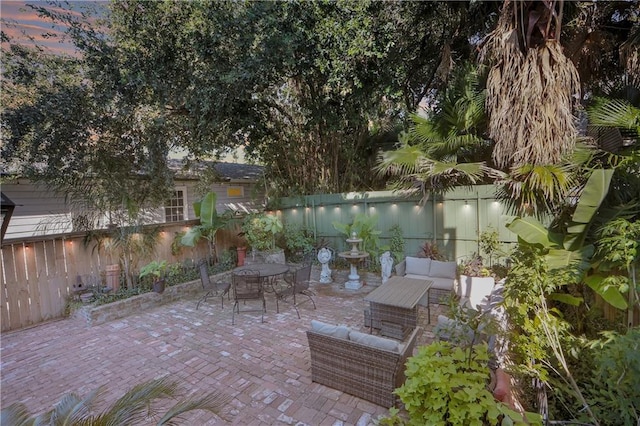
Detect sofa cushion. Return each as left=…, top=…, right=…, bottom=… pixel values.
left=428, top=277, right=454, bottom=291
left=349, top=330, right=399, bottom=352
left=405, top=257, right=431, bottom=276
left=311, top=320, right=350, bottom=339
left=429, top=260, right=457, bottom=279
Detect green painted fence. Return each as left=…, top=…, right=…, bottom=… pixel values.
left=273, top=185, right=518, bottom=264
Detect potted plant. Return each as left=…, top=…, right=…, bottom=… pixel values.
left=241, top=213, right=285, bottom=264
left=139, top=260, right=168, bottom=293
left=458, top=226, right=510, bottom=297
left=458, top=254, right=496, bottom=300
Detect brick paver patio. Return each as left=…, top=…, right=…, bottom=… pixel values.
left=1, top=269, right=441, bottom=425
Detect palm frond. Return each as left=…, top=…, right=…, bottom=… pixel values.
left=101, top=377, right=177, bottom=425
left=0, top=378, right=232, bottom=426
left=440, top=134, right=487, bottom=156
left=588, top=97, right=640, bottom=134
left=0, top=403, right=36, bottom=426
left=414, top=159, right=501, bottom=195
left=408, top=113, right=441, bottom=146
left=157, top=391, right=232, bottom=425
left=48, top=387, right=102, bottom=426
left=497, top=163, right=576, bottom=218
left=375, top=144, right=425, bottom=177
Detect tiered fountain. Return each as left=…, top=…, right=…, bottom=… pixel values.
left=337, top=232, right=369, bottom=290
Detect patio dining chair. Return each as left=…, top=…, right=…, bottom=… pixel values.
left=231, top=269, right=265, bottom=325
left=196, top=261, right=231, bottom=310
left=275, top=263, right=315, bottom=319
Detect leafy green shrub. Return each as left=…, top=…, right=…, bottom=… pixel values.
left=388, top=224, right=405, bottom=262
left=333, top=213, right=384, bottom=259
left=165, top=261, right=199, bottom=285
left=280, top=223, right=314, bottom=260
left=242, top=213, right=284, bottom=251
left=215, top=248, right=237, bottom=271
left=93, top=286, right=148, bottom=306
left=138, top=260, right=168, bottom=281
left=398, top=342, right=497, bottom=425
left=383, top=341, right=533, bottom=426
left=583, top=328, right=640, bottom=425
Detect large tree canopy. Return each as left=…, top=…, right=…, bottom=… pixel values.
left=1, top=0, right=636, bottom=207
left=1, top=0, right=500, bottom=201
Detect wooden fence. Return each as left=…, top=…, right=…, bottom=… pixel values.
left=2, top=200, right=635, bottom=332
left=0, top=221, right=244, bottom=332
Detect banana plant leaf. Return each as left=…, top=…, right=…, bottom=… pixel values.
left=584, top=274, right=628, bottom=310
left=546, top=246, right=594, bottom=272
left=565, top=169, right=614, bottom=250
left=181, top=192, right=226, bottom=247
left=548, top=293, right=583, bottom=306
left=506, top=216, right=562, bottom=248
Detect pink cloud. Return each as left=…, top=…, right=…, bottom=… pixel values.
left=1, top=1, right=106, bottom=56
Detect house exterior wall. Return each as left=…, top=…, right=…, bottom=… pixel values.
left=1, top=177, right=265, bottom=241
left=177, top=179, right=265, bottom=218
left=0, top=179, right=74, bottom=239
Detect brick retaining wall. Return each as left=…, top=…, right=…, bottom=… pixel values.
left=73, top=272, right=232, bottom=327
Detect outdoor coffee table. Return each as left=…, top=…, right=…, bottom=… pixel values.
left=364, top=276, right=432, bottom=339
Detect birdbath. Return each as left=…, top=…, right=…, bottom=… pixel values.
left=338, top=232, right=369, bottom=290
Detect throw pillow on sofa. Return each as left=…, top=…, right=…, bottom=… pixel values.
left=349, top=330, right=399, bottom=352
left=429, top=260, right=457, bottom=279
left=405, top=257, right=431, bottom=276
left=311, top=320, right=350, bottom=339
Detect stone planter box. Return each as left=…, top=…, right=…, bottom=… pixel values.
left=73, top=271, right=231, bottom=327
left=244, top=248, right=286, bottom=265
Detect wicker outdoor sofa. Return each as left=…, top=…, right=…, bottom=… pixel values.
left=395, top=256, right=458, bottom=304
left=306, top=321, right=420, bottom=407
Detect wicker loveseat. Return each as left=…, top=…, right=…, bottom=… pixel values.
left=306, top=320, right=420, bottom=407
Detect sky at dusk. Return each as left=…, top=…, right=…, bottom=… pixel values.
left=1, top=1, right=106, bottom=55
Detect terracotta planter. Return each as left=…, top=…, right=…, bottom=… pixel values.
left=236, top=247, right=247, bottom=266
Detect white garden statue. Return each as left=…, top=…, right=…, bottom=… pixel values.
left=380, top=251, right=393, bottom=285
left=317, top=247, right=333, bottom=284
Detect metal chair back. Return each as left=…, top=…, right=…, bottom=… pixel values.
left=196, top=261, right=230, bottom=309
left=231, top=269, right=265, bottom=324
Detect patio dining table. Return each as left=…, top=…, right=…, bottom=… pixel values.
left=233, top=263, right=290, bottom=293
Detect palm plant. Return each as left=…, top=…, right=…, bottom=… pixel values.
left=108, top=225, right=160, bottom=290
left=588, top=96, right=640, bottom=139
left=496, top=162, right=578, bottom=219
left=376, top=64, right=504, bottom=203
left=482, top=0, right=580, bottom=169
left=0, top=377, right=230, bottom=425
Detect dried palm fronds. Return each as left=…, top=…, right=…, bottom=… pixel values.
left=620, top=24, right=640, bottom=86
left=483, top=0, right=581, bottom=169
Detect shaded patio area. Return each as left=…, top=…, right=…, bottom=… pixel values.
left=1, top=269, right=441, bottom=425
